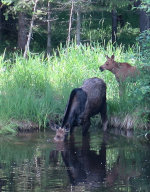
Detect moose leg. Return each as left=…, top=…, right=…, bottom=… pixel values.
left=82, top=119, right=91, bottom=136
left=70, top=126, right=75, bottom=135
left=100, top=101, right=108, bottom=131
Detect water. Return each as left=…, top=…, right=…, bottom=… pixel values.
left=0, top=129, right=150, bottom=192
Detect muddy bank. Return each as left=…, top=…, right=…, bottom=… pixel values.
left=110, top=114, right=150, bottom=130
left=15, top=120, right=39, bottom=132
left=14, top=115, right=150, bottom=134
left=1, top=113, right=149, bottom=142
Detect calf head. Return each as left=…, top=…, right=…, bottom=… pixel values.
left=100, top=55, right=116, bottom=72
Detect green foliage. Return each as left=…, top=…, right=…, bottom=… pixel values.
left=2, top=0, right=36, bottom=21
left=138, top=30, right=150, bottom=60
left=1, top=0, right=13, bottom=5
left=0, top=43, right=148, bottom=134
left=140, top=0, right=150, bottom=12
left=136, top=30, right=150, bottom=104
left=104, top=0, right=132, bottom=10
left=0, top=0, right=140, bottom=52
left=0, top=122, right=17, bottom=134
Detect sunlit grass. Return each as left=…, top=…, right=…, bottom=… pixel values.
left=0, top=43, right=145, bottom=134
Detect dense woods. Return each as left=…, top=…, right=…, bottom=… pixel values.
left=0, top=0, right=149, bottom=53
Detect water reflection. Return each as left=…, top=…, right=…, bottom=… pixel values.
left=61, top=134, right=106, bottom=187
left=0, top=130, right=150, bottom=191
left=55, top=133, right=141, bottom=190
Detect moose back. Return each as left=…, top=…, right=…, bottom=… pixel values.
left=55, top=77, right=108, bottom=141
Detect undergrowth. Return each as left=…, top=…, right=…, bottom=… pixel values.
left=0, top=43, right=148, bottom=134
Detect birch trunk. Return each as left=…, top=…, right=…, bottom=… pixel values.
left=76, top=5, right=81, bottom=45
left=24, top=0, right=38, bottom=58
left=67, top=0, right=74, bottom=45
left=47, top=1, right=51, bottom=56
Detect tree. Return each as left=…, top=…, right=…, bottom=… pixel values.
left=69, top=0, right=92, bottom=45
left=67, top=0, right=74, bottom=45
left=47, top=0, right=52, bottom=55
left=139, top=0, right=150, bottom=32
left=112, top=9, right=117, bottom=44
left=24, top=0, right=39, bottom=58
left=140, top=10, right=150, bottom=32
left=18, top=12, right=27, bottom=50
left=1, top=0, right=34, bottom=50
left=104, top=0, right=132, bottom=44
left=76, top=3, right=81, bottom=45
left=0, top=3, right=2, bottom=43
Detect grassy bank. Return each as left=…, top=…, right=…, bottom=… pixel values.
left=0, top=44, right=149, bottom=134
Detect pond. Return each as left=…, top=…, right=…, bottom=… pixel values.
left=0, top=128, right=150, bottom=192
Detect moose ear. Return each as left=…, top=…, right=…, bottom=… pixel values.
left=111, top=54, right=115, bottom=60
left=105, top=55, right=109, bottom=59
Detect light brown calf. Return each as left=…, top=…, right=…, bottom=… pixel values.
left=99, top=55, right=139, bottom=83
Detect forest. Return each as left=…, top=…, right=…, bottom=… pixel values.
left=0, top=0, right=150, bottom=135
left=0, top=1, right=150, bottom=191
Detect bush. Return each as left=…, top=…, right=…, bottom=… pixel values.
left=136, top=30, right=150, bottom=103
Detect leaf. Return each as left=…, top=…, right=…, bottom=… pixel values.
left=1, top=0, right=13, bottom=5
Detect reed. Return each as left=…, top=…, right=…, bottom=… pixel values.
left=0, top=43, right=147, bottom=134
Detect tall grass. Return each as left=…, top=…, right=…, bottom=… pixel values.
left=0, top=43, right=145, bottom=134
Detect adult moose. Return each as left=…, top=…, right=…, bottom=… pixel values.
left=54, top=77, right=108, bottom=142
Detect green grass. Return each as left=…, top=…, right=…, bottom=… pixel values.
left=0, top=43, right=148, bottom=134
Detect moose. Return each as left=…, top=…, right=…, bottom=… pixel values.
left=99, top=55, right=139, bottom=96
left=54, top=77, right=108, bottom=142
left=99, top=55, right=139, bottom=83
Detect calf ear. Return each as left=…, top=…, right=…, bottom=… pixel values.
left=105, top=55, right=109, bottom=59
left=111, top=54, right=115, bottom=60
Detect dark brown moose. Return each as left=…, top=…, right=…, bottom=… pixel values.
left=54, top=77, right=108, bottom=142
left=99, top=55, right=139, bottom=83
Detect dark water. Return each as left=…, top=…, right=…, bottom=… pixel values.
left=0, top=129, right=150, bottom=192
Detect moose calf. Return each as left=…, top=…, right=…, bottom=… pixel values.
left=99, top=55, right=139, bottom=83
left=99, top=55, right=139, bottom=96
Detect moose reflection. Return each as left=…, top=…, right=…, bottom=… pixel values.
left=61, top=134, right=106, bottom=186
left=53, top=133, right=140, bottom=188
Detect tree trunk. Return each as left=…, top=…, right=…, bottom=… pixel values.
left=76, top=5, right=81, bottom=45
left=112, top=9, right=117, bottom=44
left=24, top=0, right=38, bottom=58
left=18, top=12, right=27, bottom=50
left=140, top=10, right=150, bottom=32
left=67, top=0, right=74, bottom=45
left=47, top=1, right=51, bottom=56
left=0, top=7, right=2, bottom=43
